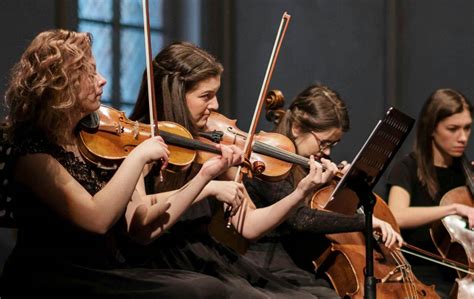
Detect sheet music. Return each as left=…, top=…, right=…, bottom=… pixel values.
left=328, top=107, right=415, bottom=202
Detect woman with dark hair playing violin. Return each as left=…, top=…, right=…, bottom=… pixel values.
left=242, top=84, right=403, bottom=296
left=0, top=29, right=245, bottom=298
left=387, top=88, right=474, bottom=298
left=128, top=41, right=344, bottom=298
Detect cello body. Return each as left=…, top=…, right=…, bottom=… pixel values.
left=430, top=186, right=474, bottom=299
left=311, top=184, right=439, bottom=298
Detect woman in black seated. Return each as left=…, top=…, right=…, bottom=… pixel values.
left=0, top=29, right=243, bottom=298
left=243, top=84, right=403, bottom=296
left=128, top=42, right=345, bottom=298
left=387, top=88, right=474, bottom=298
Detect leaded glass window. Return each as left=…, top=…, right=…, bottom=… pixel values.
left=78, top=0, right=163, bottom=115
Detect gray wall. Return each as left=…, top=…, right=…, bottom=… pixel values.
left=222, top=0, right=474, bottom=196
left=233, top=0, right=387, bottom=165
left=0, top=1, right=56, bottom=117
left=396, top=0, right=474, bottom=152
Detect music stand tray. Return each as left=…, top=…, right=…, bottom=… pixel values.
left=327, top=107, right=415, bottom=210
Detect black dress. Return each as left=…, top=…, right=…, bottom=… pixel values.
left=243, top=176, right=366, bottom=299
left=386, top=153, right=462, bottom=298
left=120, top=168, right=336, bottom=298
left=0, top=134, right=229, bottom=298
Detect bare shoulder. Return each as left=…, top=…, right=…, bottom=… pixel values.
left=14, top=153, right=90, bottom=211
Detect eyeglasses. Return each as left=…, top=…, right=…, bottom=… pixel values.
left=310, top=131, right=339, bottom=152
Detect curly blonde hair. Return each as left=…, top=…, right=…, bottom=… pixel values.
left=5, top=29, right=95, bottom=144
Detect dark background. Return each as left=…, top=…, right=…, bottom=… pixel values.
left=1, top=0, right=473, bottom=272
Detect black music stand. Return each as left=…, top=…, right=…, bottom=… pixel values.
left=326, top=107, right=414, bottom=299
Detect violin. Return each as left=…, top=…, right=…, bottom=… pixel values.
left=201, top=111, right=298, bottom=181
left=430, top=156, right=474, bottom=298
left=79, top=105, right=304, bottom=185
left=78, top=105, right=221, bottom=171
left=310, top=183, right=440, bottom=298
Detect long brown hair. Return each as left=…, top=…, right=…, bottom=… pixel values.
left=414, top=88, right=473, bottom=198
left=130, top=42, right=223, bottom=135
left=274, top=84, right=350, bottom=186
left=130, top=42, right=223, bottom=192
left=4, top=29, right=94, bottom=144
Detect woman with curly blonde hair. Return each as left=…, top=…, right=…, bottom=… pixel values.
left=0, top=29, right=243, bottom=298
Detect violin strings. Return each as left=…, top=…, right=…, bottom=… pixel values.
left=254, top=140, right=309, bottom=166
left=254, top=141, right=308, bottom=164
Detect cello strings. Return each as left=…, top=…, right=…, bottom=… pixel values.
left=390, top=250, right=417, bottom=298
left=373, top=231, right=418, bottom=298
left=396, top=251, right=419, bottom=299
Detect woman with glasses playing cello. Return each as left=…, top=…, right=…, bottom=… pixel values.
left=243, top=84, right=403, bottom=296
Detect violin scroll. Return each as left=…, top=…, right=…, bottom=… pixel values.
left=265, top=89, right=286, bottom=125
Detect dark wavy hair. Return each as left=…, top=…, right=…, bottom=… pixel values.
left=130, top=42, right=223, bottom=136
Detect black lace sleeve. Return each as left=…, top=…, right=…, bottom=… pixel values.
left=13, top=134, right=113, bottom=195
left=245, top=177, right=365, bottom=234
left=287, top=206, right=365, bottom=234
left=0, top=132, right=115, bottom=228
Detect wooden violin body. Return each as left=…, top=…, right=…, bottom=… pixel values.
left=203, top=111, right=295, bottom=181
left=79, top=105, right=197, bottom=170
left=310, top=183, right=439, bottom=298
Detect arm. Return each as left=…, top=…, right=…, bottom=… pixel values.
left=126, top=171, right=216, bottom=243
left=126, top=144, right=244, bottom=243
left=231, top=157, right=338, bottom=240
left=193, top=180, right=244, bottom=206
left=14, top=136, right=169, bottom=234
left=388, top=185, right=459, bottom=228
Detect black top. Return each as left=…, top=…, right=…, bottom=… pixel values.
left=386, top=152, right=465, bottom=258
left=4, top=134, right=119, bottom=269
left=385, top=152, right=463, bottom=297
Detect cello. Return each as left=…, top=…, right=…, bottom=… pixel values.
left=430, top=156, right=474, bottom=299
left=265, top=89, right=440, bottom=298
left=311, top=184, right=439, bottom=298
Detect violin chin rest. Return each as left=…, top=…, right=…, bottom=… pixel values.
left=79, top=111, right=100, bottom=132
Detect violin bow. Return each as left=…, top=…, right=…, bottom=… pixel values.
left=142, top=0, right=164, bottom=180
left=142, top=0, right=159, bottom=135
left=226, top=12, right=291, bottom=229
